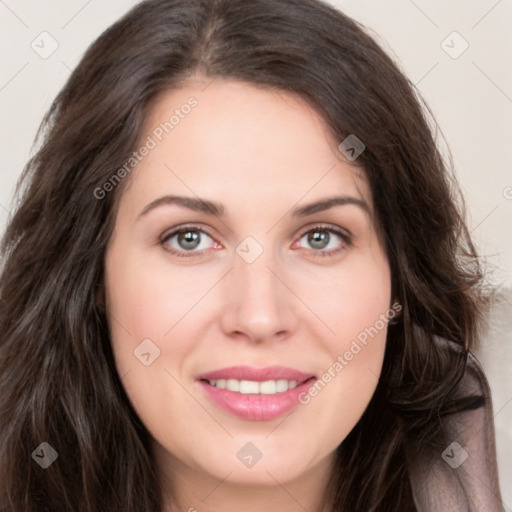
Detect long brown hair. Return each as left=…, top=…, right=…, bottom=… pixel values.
left=0, top=0, right=489, bottom=510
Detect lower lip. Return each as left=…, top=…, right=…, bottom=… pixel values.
left=197, top=379, right=316, bottom=421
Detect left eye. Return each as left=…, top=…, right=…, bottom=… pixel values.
left=297, top=227, right=348, bottom=253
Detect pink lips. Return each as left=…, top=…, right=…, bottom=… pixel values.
left=196, top=365, right=317, bottom=421
left=197, top=365, right=315, bottom=383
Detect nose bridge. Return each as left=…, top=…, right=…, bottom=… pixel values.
left=220, top=241, right=295, bottom=340
left=236, top=251, right=278, bottom=305
left=235, top=244, right=282, bottom=310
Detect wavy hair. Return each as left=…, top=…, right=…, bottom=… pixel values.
left=0, top=0, right=491, bottom=510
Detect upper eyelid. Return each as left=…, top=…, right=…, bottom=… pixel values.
left=296, top=223, right=352, bottom=246
left=298, top=223, right=350, bottom=236
left=160, top=224, right=216, bottom=241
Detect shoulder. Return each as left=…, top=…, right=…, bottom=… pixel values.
left=409, top=336, right=504, bottom=511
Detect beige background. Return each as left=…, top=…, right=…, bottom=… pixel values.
left=1, top=0, right=511, bottom=508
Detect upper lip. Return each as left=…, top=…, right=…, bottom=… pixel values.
left=197, top=365, right=316, bottom=383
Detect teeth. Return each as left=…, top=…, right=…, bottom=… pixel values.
left=239, top=380, right=259, bottom=394
left=208, top=378, right=300, bottom=394
left=226, top=379, right=240, bottom=392
left=276, top=379, right=289, bottom=392
left=259, top=380, right=277, bottom=394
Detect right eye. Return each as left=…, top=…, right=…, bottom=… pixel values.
left=160, top=225, right=220, bottom=257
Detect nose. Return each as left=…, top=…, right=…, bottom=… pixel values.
left=219, top=248, right=298, bottom=344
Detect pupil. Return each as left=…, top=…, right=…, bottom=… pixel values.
left=178, top=230, right=200, bottom=250
left=308, top=230, right=329, bottom=249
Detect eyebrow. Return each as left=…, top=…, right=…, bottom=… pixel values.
left=293, top=196, right=370, bottom=217
left=137, top=194, right=370, bottom=220
left=138, top=195, right=224, bottom=219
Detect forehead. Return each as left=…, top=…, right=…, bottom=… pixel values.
left=122, top=79, right=371, bottom=216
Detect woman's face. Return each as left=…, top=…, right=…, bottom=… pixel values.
left=105, top=79, right=391, bottom=500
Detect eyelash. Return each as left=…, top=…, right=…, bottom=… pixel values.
left=159, top=224, right=352, bottom=259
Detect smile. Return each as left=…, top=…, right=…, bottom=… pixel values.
left=196, top=366, right=317, bottom=420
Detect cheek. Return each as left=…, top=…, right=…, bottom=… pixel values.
left=105, top=251, right=216, bottom=347
left=300, top=243, right=391, bottom=349
left=104, top=251, right=219, bottom=415
left=291, top=247, right=391, bottom=439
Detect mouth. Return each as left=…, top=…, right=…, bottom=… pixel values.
left=196, top=366, right=317, bottom=421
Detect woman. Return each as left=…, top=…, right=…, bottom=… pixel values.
left=0, top=0, right=504, bottom=510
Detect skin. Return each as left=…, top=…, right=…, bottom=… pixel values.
left=104, top=78, right=392, bottom=512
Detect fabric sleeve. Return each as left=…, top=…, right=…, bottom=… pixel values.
left=408, top=349, right=505, bottom=512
